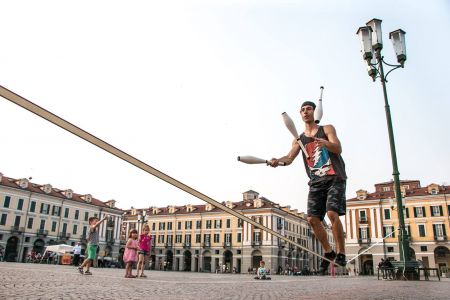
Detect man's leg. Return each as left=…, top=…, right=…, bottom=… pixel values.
left=307, top=216, right=332, bottom=253
left=326, top=211, right=345, bottom=254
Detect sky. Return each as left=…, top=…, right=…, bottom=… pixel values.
left=0, top=0, right=449, bottom=216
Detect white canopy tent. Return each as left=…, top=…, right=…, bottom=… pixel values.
left=41, top=244, right=74, bottom=262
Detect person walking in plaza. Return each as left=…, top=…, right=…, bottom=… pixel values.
left=269, top=101, right=347, bottom=275
left=123, top=229, right=139, bottom=278
left=73, top=242, right=82, bottom=266
left=77, top=215, right=109, bottom=275
left=136, top=224, right=152, bottom=278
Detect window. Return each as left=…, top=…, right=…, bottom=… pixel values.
left=224, top=233, right=231, bottom=244
left=14, top=215, right=21, bottom=227
left=359, top=227, right=368, bottom=239
left=204, top=234, right=211, bottom=244
left=237, top=219, right=243, bottom=228
left=0, top=214, right=7, bottom=225
left=414, top=207, right=425, bottom=218
left=387, top=246, right=394, bottom=252
left=405, top=207, right=409, bottom=218
left=237, top=232, right=242, bottom=243
left=40, top=220, right=45, bottom=230
left=64, top=208, right=69, bottom=218
left=167, top=235, right=173, bottom=245
left=40, top=203, right=50, bottom=214
left=158, top=235, right=165, bottom=243
left=433, top=224, right=445, bottom=239
left=253, top=232, right=261, bottom=243
left=62, top=223, right=67, bottom=233
left=214, top=233, right=220, bottom=243
left=431, top=206, right=443, bottom=217
left=383, top=187, right=390, bottom=192
left=418, top=224, right=426, bottom=237
left=17, top=199, right=24, bottom=210
left=167, top=222, right=173, bottom=230
left=73, top=224, right=78, bottom=235
left=214, top=219, right=222, bottom=229
left=30, top=201, right=36, bottom=213
left=383, top=226, right=395, bottom=238
left=420, top=246, right=427, bottom=252
left=431, top=189, right=438, bottom=195
left=152, top=222, right=155, bottom=231
left=196, top=234, right=201, bottom=243
left=52, top=205, right=61, bottom=216
left=226, top=219, right=231, bottom=228
left=51, top=221, right=57, bottom=232
left=159, top=222, right=165, bottom=230
left=82, top=226, right=87, bottom=237
left=27, top=217, right=33, bottom=229
left=196, top=220, right=201, bottom=229
left=75, top=210, right=79, bottom=220
left=3, top=196, right=10, bottom=208
left=384, top=209, right=391, bottom=220
left=359, top=210, right=366, bottom=221
left=206, top=220, right=212, bottom=229
left=185, top=221, right=192, bottom=230
left=178, top=221, right=181, bottom=230
left=176, top=234, right=182, bottom=243
left=185, top=234, right=191, bottom=244
left=84, top=212, right=89, bottom=221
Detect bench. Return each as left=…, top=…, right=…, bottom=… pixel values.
left=378, top=260, right=440, bottom=281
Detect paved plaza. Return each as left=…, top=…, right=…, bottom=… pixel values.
left=0, top=262, right=448, bottom=300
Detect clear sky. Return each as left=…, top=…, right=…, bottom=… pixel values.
left=1, top=0, right=449, bottom=215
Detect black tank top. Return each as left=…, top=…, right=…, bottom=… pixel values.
left=299, top=126, right=347, bottom=185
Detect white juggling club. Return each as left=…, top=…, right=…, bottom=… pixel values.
left=281, top=112, right=309, bottom=159
left=314, top=86, right=324, bottom=124
left=238, top=156, right=286, bottom=166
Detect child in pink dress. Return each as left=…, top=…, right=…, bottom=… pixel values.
left=123, top=229, right=139, bottom=278
left=137, top=224, right=152, bottom=278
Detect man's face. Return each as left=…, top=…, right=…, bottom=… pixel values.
left=300, top=105, right=315, bottom=122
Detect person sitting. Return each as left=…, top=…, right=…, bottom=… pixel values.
left=254, top=260, right=271, bottom=280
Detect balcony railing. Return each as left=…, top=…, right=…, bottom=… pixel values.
left=36, top=229, right=48, bottom=237
left=202, top=242, right=211, bottom=248
left=251, top=241, right=261, bottom=247
left=223, top=242, right=232, bottom=248
left=165, top=242, right=173, bottom=248
left=278, top=241, right=285, bottom=248
left=59, top=232, right=71, bottom=240
left=358, top=238, right=371, bottom=244
left=277, top=223, right=283, bottom=230
left=10, top=226, right=25, bottom=234
left=359, top=218, right=368, bottom=224
left=106, top=238, right=115, bottom=245
left=183, top=242, right=191, bottom=249
left=434, top=236, right=448, bottom=242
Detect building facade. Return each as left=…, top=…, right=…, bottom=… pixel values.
left=345, top=180, right=450, bottom=275
left=0, top=172, right=124, bottom=262
left=122, top=190, right=334, bottom=273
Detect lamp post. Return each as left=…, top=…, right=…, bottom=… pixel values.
left=356, top=19, right=411, bottom=264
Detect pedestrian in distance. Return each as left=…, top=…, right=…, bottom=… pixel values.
left=269, top=101, right=347, bottom=275
left=73, top=242, right=82, bottom=266
left=123, top=229, right=139, bottom=278
left=77, top=215, right=109, bottom=275
left=136, top=224, right=152, bottom=278
left=254, top=260, right=271, bottom=280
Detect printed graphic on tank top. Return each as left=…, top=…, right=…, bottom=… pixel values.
left=305, top=141, right=335, bottom=180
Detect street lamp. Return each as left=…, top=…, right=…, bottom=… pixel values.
left=356, top=18, right=411, bottom=265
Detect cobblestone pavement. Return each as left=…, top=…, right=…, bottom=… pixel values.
left=0, top=262, right=448, bottom=300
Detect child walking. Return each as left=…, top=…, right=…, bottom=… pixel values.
left=77, top=215, right=109, bottom=275
left=136, top=224, right=152, bottom=278
left=123, top=229, right=139, bottom=278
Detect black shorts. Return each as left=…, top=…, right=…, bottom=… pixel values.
left=138, top=250, right=149, bottom=256
left=307, top=177, right=346, bottom=221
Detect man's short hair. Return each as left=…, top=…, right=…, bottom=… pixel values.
left=301, top=101, right=316, bottom=110
left=88, top=216, right=98, bottom=223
